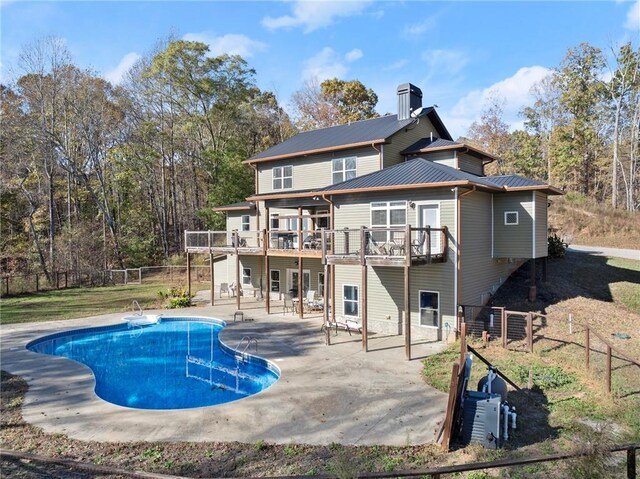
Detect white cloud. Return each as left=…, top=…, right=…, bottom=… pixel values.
left=262, top=1, right=370, bottom=33
left=383, top=59, right=409, bottom=71
left=447, top=65, right=553, bottom=138
left=104, top=52, right=141, bottom=85
left=302, top=47, right=347, bottom=81
left=402, top=17, right=437, bottom=38
left=183, top=32, right=266, bottom=58
left=422, top=49, right=469, bottom=75
left=345, top=48, right=363, bottom=62
left=624, top=0, right=639, bottom=31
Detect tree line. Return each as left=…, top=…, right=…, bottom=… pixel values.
left=465, top=42, right=639, bottom=211
left=1, top=38, right=637, bottom=280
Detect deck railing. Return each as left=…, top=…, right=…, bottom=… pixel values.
left=321, top=226, right=448, bottom=262
left=184, top=230, right=261, bottom=250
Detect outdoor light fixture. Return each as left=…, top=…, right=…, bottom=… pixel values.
left=409, top=201, right=416, bottom=209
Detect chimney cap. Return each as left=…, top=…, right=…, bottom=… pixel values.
left=397, top=83, right=422, bottom=98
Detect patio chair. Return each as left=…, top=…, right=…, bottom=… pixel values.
left=412, top=231, right=427, bottom=255
left=229, top=282, right=243, bottom=297
left=321, top=315, right=362, bottom=336
left=219, top=283, right=230, bottom=298
left=303, top=290, right=319, bottom=312
left=283, top=293, right=294, bottom=315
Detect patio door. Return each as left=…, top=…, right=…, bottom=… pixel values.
left=287, top=268, right=310, bottom=297
left=418, top=204, right=440, bottom=254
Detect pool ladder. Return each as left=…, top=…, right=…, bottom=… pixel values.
left=235, top=336, right=258, bottom=362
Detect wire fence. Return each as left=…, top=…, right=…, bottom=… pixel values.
left=0, top=265, right=217, bottom=298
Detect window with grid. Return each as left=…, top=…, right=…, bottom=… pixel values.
left=270, top=270, right=280, bottom=292
left=242, top=268, right=251, bottom=286
left=419, top=291, right=439, bottom=328
left=504, top=211, right=519, bottom=225
left=318, top=272, right=325, bottom=296
left=273, top=166, right=293, bottom=190
left=241, top=215, right=250, bottom=231
left=332, top=157, right=357, bottom=184
left=370, top=201, right=407, bottom=243
left=343, top=285, right=359, bottom=317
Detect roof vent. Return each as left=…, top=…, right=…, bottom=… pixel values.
left=397, top=83, right=423, bottom=121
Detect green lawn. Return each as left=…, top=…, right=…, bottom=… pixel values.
left=0, top=282, right=209, bottom=324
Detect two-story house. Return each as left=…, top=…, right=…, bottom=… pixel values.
left=185, top=83, right=561, bottom=358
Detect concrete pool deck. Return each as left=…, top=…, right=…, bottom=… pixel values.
left=0, top=301, right=448, bottom=446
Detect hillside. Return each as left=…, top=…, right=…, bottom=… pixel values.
left=548, top=194, right=640, bottom=249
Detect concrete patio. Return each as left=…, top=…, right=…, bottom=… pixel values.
left=0, top=297, right=449, bottom=446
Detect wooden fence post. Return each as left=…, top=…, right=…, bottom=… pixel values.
left=606, top=345, right=612, bottom=393
left=628, top=448, right=636, bottom=479
left=502, top=309, right=508, bottom=349
left=441, top=362, right=461, bottom=452
left=585, top=326, right=590, bottom=369
left=527, top=313, right=533, bottom=353
left=459, top=322, right=467, bottom=366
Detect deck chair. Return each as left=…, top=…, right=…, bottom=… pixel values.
left=412, top=231, right=427, bottom=255
left=229, top=282, right=243, bottom=297
left=304, top=290, right=318, bottom=312
left=219, top=283, right=230, bottom=298
left=321, top=315, right=362, bottom=336
left=283, top=293, right=294, bottom=314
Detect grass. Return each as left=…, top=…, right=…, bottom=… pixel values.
left=549, top=195, right=640, bottom=249
left=0, top=281, right=210, bottom=324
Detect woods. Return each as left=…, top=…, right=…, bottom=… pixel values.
left=466, top=42, right=640, bottom=210
left=1, top=38, right=638, bottom=279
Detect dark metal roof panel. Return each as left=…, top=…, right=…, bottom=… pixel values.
left=320, top=157, right=499, bottom=192
left=249, top=114, right=416, bottom=161
left=487, top=175, right=546, bottom=188
left=401, top=138, right=462, bottom=155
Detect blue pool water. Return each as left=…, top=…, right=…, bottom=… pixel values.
left=26, top=318, right=280, bottom=410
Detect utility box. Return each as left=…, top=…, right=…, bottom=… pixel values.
left=460, top=391, right=502, bottom=449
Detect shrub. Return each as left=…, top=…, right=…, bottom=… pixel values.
left=548, top=234, right=568, bottom=258
left=160, top=285, right=192, bottom=308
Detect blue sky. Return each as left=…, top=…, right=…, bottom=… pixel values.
left=1, top=1, right=638, bottom=138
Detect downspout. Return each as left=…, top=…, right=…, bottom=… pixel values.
left=456, top=186, right=477, bottom=331
left=371, top=142, right=382, bottom=170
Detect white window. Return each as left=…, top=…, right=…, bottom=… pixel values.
left=318, top=272, right=325, bottom=296
left=270, top=269, right=280, bottom=292
left=370, top=201, right=407, bottom=243
left=343, top=285, right=359, bottom=318
left=270, top=213, right=279, bottom=230
left=332, top=157, right=357, bottom=184
left=419, top=290, right=439, bottom=328
left=273, top=166, right=293, bottom=190
left=504, top=211, right=519, bottom=225
left=242, top=268, right=251, bottom=286
left=241, top=215, right=250, bottom=231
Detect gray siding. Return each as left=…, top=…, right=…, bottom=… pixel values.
left=227, top=211, right=254, bottom=232
left=461, top=191, right=525, bottom=307
left=535, top=192, right=548, bottom=258
left=383, top=117, right=438, bottom=168
left=256, top=146, right=379, bottom=194
left=331, top=188, right=457, bottom=340
left=457, top=152, right=484, bottom=176
left=421, top=151, right=456, bottom=169
left=493, top=192, right=534, bottom=258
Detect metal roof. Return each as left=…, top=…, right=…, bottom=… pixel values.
left=401, top=138, right=462, bottom=155
left=320, top=157, right=500, bottom=192
left=211, top=201, right=255, bottom=212
left=486, top=175, right=546, bottom=188
left=247, top=108, right=452, bottom=162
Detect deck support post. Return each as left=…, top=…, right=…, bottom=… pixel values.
left=265, top=254, right=270, bottom=314
left=528, top=258, right=537, bottom=302
left=331, top=264, right=335, bottom=323
left=187, top=252, right=192, bottom=298
left=298, top=256, right=304, bottom=319
left=324, top=262, right=330, bottom=345
left=209, top=252, right=215, bottom=306
left=235, top=253, right=241, bottom=310
left=362, top=263, right=368, bottom=352
left=404, top=264, right=411, bottom=361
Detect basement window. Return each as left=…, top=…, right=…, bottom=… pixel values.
left=504, top=211, right=519, bottom=225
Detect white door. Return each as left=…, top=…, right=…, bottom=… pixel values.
left=418, top=204, right=440, bottom=254
left=287, top=268, right=310, bottom=296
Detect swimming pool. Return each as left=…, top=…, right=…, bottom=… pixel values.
left=26, top=317, right=280, bottom=410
